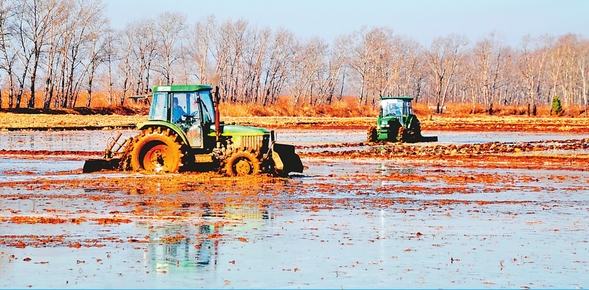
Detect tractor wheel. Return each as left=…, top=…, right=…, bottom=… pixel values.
left=366, top=126, right=377, bottom=142
left=397, top=126, right=407, bottom=143
left=128, top=127, right=186, bottom=173
left=410, top=117, right=422, bottom=137
left=399, top=117, right=422, bottom=143
left=223, top=149, right=261, bottom=176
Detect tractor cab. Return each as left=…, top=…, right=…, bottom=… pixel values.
left=149, top=85, right=215, bottom=124
left=380, top=96, right=413, bottom=120
left=148, top=85, right=215, bottom=149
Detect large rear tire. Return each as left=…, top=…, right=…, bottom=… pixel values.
left=128, top=127, right=185, bottom=173
left=367, top=126, right=377, bottom=142
left=222, top=149, right=261, bottom=176
left=400, top=116, right=422, bottom=143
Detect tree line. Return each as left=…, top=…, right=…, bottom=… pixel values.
left=1, top=0, right=588, bottom=115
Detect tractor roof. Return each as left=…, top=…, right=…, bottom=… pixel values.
left=153, top=84, right=213, bottom=92
left=379, top=96, right=414, bottom=101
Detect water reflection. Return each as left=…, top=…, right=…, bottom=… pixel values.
left=0, top=130, right=137, bottom=151
left=141, top=202, right=271, bottom=275
left=3, top=129, right=589, bottom=152
left=145, top=222, right=218, bottom=273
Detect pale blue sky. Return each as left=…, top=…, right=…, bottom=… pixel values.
left=106, top=0, right=588, bottom=46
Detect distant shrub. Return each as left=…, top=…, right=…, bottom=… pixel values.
left=551, top=95, right=563, bottom=116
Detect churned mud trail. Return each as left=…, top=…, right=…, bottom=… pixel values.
left=1, top=128, right=588, bottom=288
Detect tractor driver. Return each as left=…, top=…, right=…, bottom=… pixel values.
left=385, top=102, right=402, bottom=117
left=172, top=97, right=185, bottom=123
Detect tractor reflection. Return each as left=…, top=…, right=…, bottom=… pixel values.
left=144, top=202, right=271, bottom=274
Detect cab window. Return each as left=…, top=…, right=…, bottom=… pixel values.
left=149, top=92, right=168, bottom=121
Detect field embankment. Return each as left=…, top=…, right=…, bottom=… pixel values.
left=2, top=112, right=589, bottom=133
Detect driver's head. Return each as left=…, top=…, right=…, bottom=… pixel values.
left=173, top=97, right=179, bottom=105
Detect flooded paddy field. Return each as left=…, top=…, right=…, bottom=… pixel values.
left=1, top=129, right=589, bottom=288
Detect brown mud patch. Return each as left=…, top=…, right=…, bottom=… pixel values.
left=1, top=118, right=589, bottom=288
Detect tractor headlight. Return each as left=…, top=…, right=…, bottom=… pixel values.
left=381, top=121, right=389, bottom=127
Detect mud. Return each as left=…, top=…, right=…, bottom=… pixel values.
left=1, top=129, right=588, bottom=288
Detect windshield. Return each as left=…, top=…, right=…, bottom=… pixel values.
left=168, top=90, right=214, bottom=123
left=381, top=99, right=403, bottom=117
left=380, top=99, right=413, bottom=117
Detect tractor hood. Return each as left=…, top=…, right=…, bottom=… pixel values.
left=209, top=124, right=270, bottom=136
left=209, top=124, right=272, bottom=155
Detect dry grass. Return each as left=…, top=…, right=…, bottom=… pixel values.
left=0, top=112, right=146, bottom=130
left=220, top=99, right=587, bottom=119
left=219, top=96, right=377, bottom=117
left=3, top=91, right=589, bottom=120
left=4, top=111, right=589, bottom=134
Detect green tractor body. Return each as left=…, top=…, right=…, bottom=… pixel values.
left=367, top=96, right=438, bottom=143
left=83, top=84, right=304, bottom=176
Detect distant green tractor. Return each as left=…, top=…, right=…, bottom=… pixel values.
left=83, top=84, right=304, bottom=176
left=367, top=96, right=438, bottom=143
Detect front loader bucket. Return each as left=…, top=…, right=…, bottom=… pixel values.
left=272, top=143, right=304, bottom=174
left=82, top=158, right=122, bottom=173
left=419, top=135, right=438, bottom=142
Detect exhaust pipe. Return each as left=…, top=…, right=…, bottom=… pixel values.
left=213, top=86, right=221, bottom=145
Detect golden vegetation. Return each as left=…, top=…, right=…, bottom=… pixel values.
left=2, top=93, right=589, bottom=131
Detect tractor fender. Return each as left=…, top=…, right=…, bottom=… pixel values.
left=137, top=121, right=189, bottom=146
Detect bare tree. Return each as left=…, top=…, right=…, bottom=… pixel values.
left=210, top=19, right=235, bottom=102
left=470, top=32, right=508, bottom=113
left=3, top=7, right=589, bottom=114
left=124, top=19, right=157, bottom=95
left=261, top=28, right=294, bottom=105
left=8, top=0, right=63, bottom=108
left=517, top=35, right=550, bottom=115
left=153, top=11, right=186, bottom=84
left=547, top=34, right=587, bottom=115
left=289, top=37, right=327, bottom=105
left=242, top=27, right=270, bottom=103
left=62, top=0, right=106, bottom=107
left=347, top=27, right=385, bottom=105
left=100, top=29, right=119, bottom=105
left=579, top=39, right=589, bottom=116
left=425, top=34, right=469, bottom=114
left=210, top=19, right=254, bottom=103
left=187, top=15, right=215, bottom=85
left=117, top=28, right=137, bottom=105
left=396, top=37, right=424, bottom=101
left=116, top=18, right=158, bottom=105
left=83, top=25, right=111, bottom=107
left=320, top=35, right=348, bottom=105
left=40, top=2, right=68, bottom=109
left=0, top=0, right=18, bottom=108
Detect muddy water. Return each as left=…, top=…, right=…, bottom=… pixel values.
left=275, top=129, right=589, bottom=145
left=1, top=130, right=589, bottom=288
left=0, top=130, right=138, bottom=151
left=3, top=129, right=589, bottom=151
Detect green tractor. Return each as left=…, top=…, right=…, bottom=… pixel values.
left=367, top=96, right=438, bottom=143
left=83, top=84, right=304, bottom=176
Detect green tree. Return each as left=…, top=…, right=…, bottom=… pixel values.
left=551, top=95, right=563, bottom=116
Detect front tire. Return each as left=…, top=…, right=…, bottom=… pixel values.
left=129, top=127, right=185, bottom=173
left=222, top=149, right=261, bottom=176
